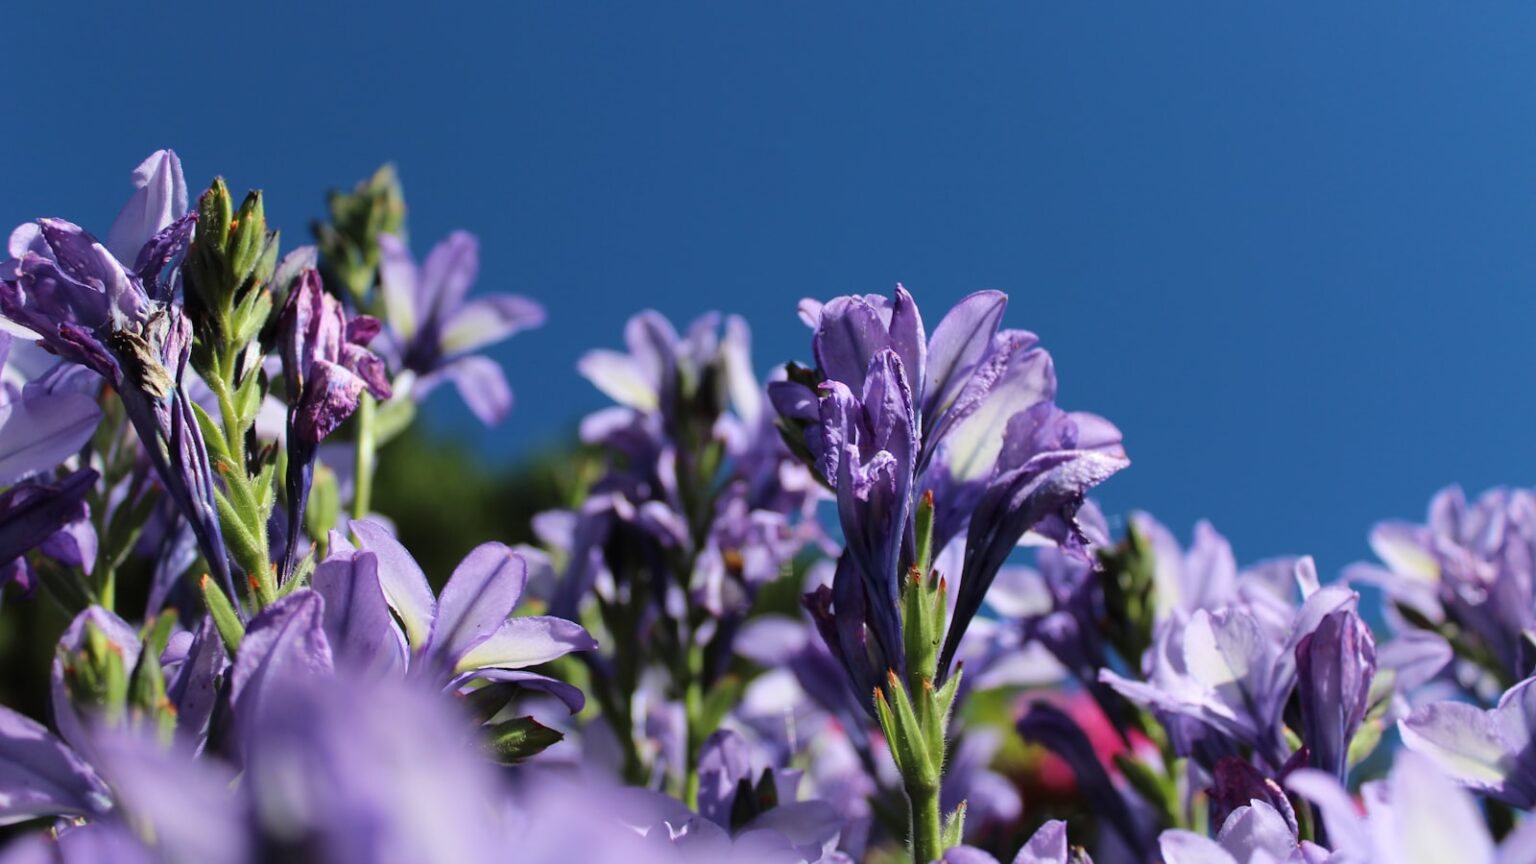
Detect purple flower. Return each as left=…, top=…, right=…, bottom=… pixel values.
left=0, top=332, right=102, bottom=485
left=315, top=520, right=595, bottom=710
left=0, top=703, right=111, bottom=825
left=1157, top=799, right=1325, bottom=864
left=940, top=820, right=1091, bottom=864
left=1347, top=485, right=1536, bottom=687
left=0, top=152, right=232, bottom=599
left=1295, top=606, right=1376, bottom=781
left=777, top=287, right=1126, bottom=702
left=279, top=267, right=391, bottom=452
left=0, top=468, right=96, bottom=590
left=939, top=401, right=1127, bottom=679
left=376, top=231, right=544, bottom=425
left=1100, top=567, right=1357, bottom=769
left=276, top=266, right=390, bottom=576
left=1398, top=672, right=1536, bottom=808
left=816, top=352, right=917, bottom=681
left=61, top=671, right=518, bottom=864
left=1289, top=750, right=1536, bottom=864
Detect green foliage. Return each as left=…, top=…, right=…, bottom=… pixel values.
left=312, top=164, right=406, bottom=308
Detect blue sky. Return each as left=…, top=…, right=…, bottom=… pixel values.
left=7, top=3, right=1536, bottom=578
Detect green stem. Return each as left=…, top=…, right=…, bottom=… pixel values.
left=906, top=780, right=943, bottom=864
left=98, top=567, right=116, bottom=613
left=682, top=640, right=705, bottom=810
left=211, top=346, right=246, bottom=468
left=351, top=393, right=377, bottom=521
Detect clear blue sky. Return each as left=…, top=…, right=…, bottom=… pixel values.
left=7, top=3, right=1536, bottom=579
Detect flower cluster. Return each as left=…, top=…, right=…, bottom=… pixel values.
left=0, top=152, right=1529, bottom=864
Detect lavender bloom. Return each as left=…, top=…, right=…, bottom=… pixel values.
left=376, top=231, right=544, bottom=425
left=1100, top=564, right=1357, bottom=769
left=316, top=520, right=595, bottom=708
left=940, top=820, right=1092, bottom=864
left=576, top=312, right=817, bottom=618
left=777, top=286, right=1126, bottom=698
left=0, top=468, right=96, bottom=585
left=1347, top=485, right=1536, bottom=687
left=1398, top=672, right=1536, bottom=808
left=940, top=401, right=1127, bottom=679
left=0, top=704, right=111, bottom=824
left=619, top=785, right=853, bottom=864
left=1158, top=799, right=1326, bottom=864
left=62, top=672, right=519, bottom=864
left=1289, top=750, right=1536, bottom=864
left=816, top=354, right=918, bottom=681
left=1295, top=607, right=1376, bottom=781
left=1133, top=514, right=1300, bottom=625
left=0, top=332, right=101, bottom=485
left=277, top=267, right=391, bottom=576
left=0, top=152, right=233, bottom=599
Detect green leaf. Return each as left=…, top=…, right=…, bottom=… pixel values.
left=200, top=575, right=246, bottom=653
left=228, top=191, right=267, bottom=285
left=198, top=179, right=233, bottom=248
left=1347, top=718, right=1385, bottom=769
left=233, top=361, right=265, bottom=430
left=485, top=716, right=564, bottom=764
left=701, top=676, right=744, bottom=736
left=1114, top=753, right=1177, bottom=826
left=886, top=673, right=936, bottom=788
left=233, top=288, right=274, bottom=347
left=304, top=466, right=342, bottom=545
left=190, top=401, right=230, bottom=461
left=278, top=547, right=316, bottom=597
left=940, top=801, right=967, bottom=850
left=914, top=489, right=935, bottom=577
left=214, top=489, right=267, bottom=583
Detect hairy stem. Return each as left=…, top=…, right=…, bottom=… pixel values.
left=907, top=780, right=942, bottom=864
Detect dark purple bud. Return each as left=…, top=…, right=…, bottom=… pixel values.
left=1208, top=757, right=1299, bottom=839
left=1295, top=607, right=1376, bottom=781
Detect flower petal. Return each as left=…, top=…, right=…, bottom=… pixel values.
left=1399, top=676, right=1536, bottom=807
left=578, top=349, right=658, bottom=411
left=230, top=591, right=334, bottom=734
left=348, top=519, right=436, bottom=649
left=439, top=294, right=545, bottom=357
left=445, top=668, right=587, bottom=714
left=433, top=354, right=513, bottom=426
left=376, top=233, right=420, bottom=343
left=105, top=150, right=187, bottom=265
left=1014, top=819, right=1071, bottom=864
left=453, top=615, right=596, bottom=672
left=0, top=388, right=101, bottom=484
left=431, top=543, right=528, bottom=665
left=311, top=549, right=408, bottom=677
left=420, top=231, right=480, bottom=321
left=923, top=290, right=1007, bottom=434
left=0, top=705, right=111, bottom=825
